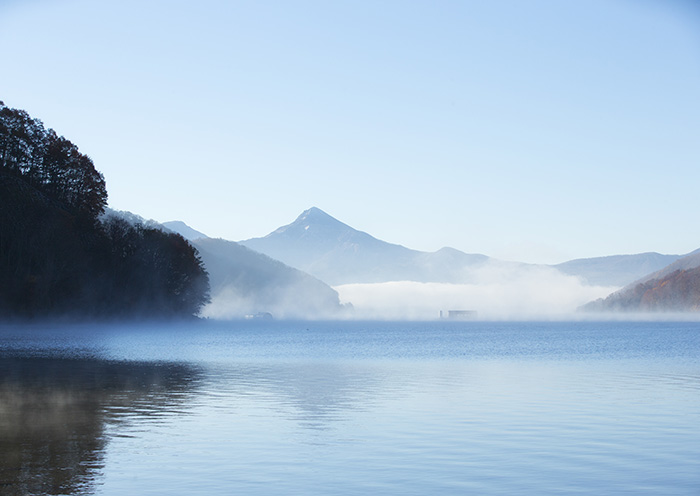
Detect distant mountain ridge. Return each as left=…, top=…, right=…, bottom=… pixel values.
left=633, top=248, right=700, bottom=284
left=161, top=209, right=699, bottom=318
left=581, top=250, right=700, bottom=313
left=162, top=221, right=209, bottom=241
left=113, top=212, right=345, bottom=319
left=239, top=207, right=688, bottom=288
left=240, top=207, right=491, bottom=285
left=554, top=252, right=681, bottom=287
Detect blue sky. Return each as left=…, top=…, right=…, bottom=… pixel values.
left=1, top=0, right=699, bottom=263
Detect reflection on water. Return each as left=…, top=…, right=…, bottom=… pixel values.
left=205, top=362, right=388, bottom=431
left=0, top=321, right=699, bottom=495
left=0, top=357, right=201, bottom=496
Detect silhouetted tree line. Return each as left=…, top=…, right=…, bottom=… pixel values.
left=0, top=101, right=210, bottom=318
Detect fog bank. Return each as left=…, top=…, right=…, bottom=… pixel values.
left=335, top=264, right=616, bottom=320
left=201, top=285, right=351, bottom=320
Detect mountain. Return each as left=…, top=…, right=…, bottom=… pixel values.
left=554, top=252, right=681, bottom=287
left=108, top=212, right=345, bottom=319
left=192, top=237, right=347, bottom=319
left=581, top=249, right=700, bottom=313
left=634, top=248, right=700, bottom=282
left=162, top=221, right=209, bottom=241
left=240, top=207, right=491, bottom=285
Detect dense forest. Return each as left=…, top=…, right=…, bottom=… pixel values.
left=0, top=101, right=210, bottom=319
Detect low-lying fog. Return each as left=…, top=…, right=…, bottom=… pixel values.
left=335, top=263, right=617, bottom=320
left=198, top=262, right=619, bottom=320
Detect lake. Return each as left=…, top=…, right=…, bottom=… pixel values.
left=1, top=320, right=699, bottom=495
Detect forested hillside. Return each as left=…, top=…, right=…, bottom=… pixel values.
left=581, top=250, right=700, bottom=313
left=193, top=237, right=347, bottom=319
left=0, top=101, right=210, bottom=318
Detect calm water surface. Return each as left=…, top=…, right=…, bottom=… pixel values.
left=0, top=320, right=698, bottom=495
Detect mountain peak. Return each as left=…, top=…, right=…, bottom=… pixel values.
left=239, top=207, right=493, bottom=285
left=268, top=207, right=352, bottom=237
left=297, top=206, right=333, bottom=222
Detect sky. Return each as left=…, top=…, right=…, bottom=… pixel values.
left=1, top=0, right=699, bottom=264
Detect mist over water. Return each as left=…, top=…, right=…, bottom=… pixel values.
left=196, top=262, right=620, bottom=321
left=200, top=284, right=349, bottom=321
left=335, top=263, right=617, bottom=320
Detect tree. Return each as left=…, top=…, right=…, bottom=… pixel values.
left=0, top=101, right=107, bottom=221
left=0, top=101, right=209, bottom=319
